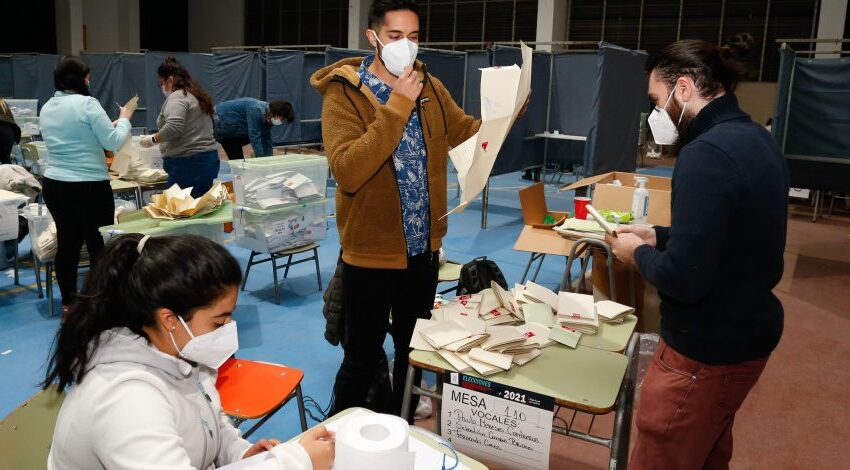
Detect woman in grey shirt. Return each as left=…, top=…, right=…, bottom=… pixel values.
left=141, top=57, right=219, bottom=198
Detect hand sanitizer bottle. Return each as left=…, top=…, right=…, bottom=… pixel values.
left=631, top=177, right=650, bottom=224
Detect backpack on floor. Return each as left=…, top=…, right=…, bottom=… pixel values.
left=457, top=256, right=508, bottom=295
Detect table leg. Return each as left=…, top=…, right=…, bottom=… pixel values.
left=610, top=333, right=639, bottom=469
left=434, top=374, right=444, bottom=436
left=400, top=365, right=416, bottom=422
left=530, top=254, right=546, bottom=282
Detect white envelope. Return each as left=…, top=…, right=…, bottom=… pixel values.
left=512, top=349, right=541, bottom=366
left=438, top=350, right=474, bottom=373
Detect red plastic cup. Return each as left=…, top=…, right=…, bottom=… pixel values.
left=574, top=197, right=591, bottom=220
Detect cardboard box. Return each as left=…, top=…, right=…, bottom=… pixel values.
left=518, top=183, right=569, bottom=229
left=561, top=172, right=672, bottom=226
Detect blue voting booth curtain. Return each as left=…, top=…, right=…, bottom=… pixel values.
left=144, top=52, right=216, bottom=131
left=0, top=57, right=13, bottom=98
left=266, top=50, right=306, bottom=144
left=82, top=53, right=148, bottom=128
left=11, top=54, right=61, bottom=111
left=775, top=49, right=850, bottom=191
left=418, top=48, right=466, bottom=104
left=213, top=51, right=265, bottom=104
left=583, top=43, right=648, bottom=175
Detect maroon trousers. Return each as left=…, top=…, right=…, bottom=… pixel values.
left=631, top=340, right=768, bottom=470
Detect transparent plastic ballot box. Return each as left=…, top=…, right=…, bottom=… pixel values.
left=227, top=154, right=328, bottom=210
left=232, top=199, right=328, bottom=254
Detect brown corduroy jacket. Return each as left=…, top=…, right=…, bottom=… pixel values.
left=311, top=58, right=480, bottom=269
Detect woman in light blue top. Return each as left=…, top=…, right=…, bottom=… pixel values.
left=39, top=56, right=135, bottom=312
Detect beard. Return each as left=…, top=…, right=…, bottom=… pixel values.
left=667, top=97, right=696, bottom=153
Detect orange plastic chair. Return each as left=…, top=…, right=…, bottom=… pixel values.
left=216, top=358, right=308, bottom=438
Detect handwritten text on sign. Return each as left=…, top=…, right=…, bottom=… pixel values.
left=441, top=372, right=554, bottom=470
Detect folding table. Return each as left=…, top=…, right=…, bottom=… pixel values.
left=400, top=316, right=639, bottom=469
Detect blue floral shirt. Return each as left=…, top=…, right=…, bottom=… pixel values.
left=358, top=55, right=430, bottom=257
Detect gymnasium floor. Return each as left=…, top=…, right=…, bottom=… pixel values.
left=1, top=165, right=848, bottom=469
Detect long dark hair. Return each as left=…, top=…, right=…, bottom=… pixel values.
left=54, top=56, right=91, bottom=96
left=42, top=234, right=242, bottom=392
left=647, top=33, right=754, bottom=98
left=157, top=56, right=214, bottom=116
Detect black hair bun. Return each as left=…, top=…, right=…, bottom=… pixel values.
left=725, top=32, right=754, bottom=60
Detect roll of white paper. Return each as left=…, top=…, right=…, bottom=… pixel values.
left=334, top=413, right=415, bottom=470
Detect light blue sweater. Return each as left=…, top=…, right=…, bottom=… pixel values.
left=40, top=91, right=131, bottom=182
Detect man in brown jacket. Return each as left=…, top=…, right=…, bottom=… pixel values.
left=311, top=0, right=480, bottom=418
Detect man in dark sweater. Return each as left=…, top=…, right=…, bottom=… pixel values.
left=607, top=37, right=788, bottom=469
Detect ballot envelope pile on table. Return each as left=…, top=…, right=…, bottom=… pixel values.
left=410, top=281, right=635, bottom=376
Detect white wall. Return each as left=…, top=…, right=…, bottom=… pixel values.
left=80, top=0, right=139, bottom=52
left=348, top=0, right=371, bottom=50
left=816, top=0, right=848, bottom=58
left=187, top=0, right=245, bottom=52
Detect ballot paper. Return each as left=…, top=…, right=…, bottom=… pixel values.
left=442, top=334, right=490, bottom=353
left=557, top=292, right=599, bottom=333
left=469, top=347, right=513, bottom=371
left=145, top=182, right=228, bottom=219
left=438, top=350, right=474, bottom=374
left=456, top=352, right=503, bottom=376
left=420, top=320, right=471, bottom=349
left=446, top=42, right=532, bottom=216
left=410, top=319, right=439, bottom=352
left=512, top=349, right=541, bottom=366
left=549, top=324, right=582, bottom=348
left=523, top=302, right=556, bottom=327
left=477, top=288, right=502, bottom=316
left=524, top=281, right=559, bottom=311
left=441, top=304, right=487, bottom=335
left=491, top=280, right=519, bottom=315
left=480, top=325, right=526, bottom=351
left=516, top=322, right=555, bottom=348
left=595, top=300, right=635, bottom=323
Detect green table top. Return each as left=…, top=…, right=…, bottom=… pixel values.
left=410, top=343, right=628, bottom=413
left=578, top=314, right=637, bottom=352
left=289, top=407, right=487, bottom=469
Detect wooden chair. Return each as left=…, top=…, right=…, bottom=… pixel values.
left=216, top=358, right=308, bottom=439
left=0, top=386, right=66, bottom=468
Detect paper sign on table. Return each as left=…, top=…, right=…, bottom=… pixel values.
left=442, top=372, right=554, bottom=470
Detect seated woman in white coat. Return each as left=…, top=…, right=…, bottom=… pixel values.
left=43, top=234, right=334, bottom=470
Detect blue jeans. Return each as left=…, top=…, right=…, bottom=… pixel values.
left=162, top=150, right=221, bottom=198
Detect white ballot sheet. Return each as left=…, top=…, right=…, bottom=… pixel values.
left=446, top=42, right=533, bottom=217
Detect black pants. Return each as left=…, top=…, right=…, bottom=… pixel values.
left=42, top=178, right=113, bottom=306
left=332, top=251, right=438, bottom=420
left=217, top=137, right=250, bottom=160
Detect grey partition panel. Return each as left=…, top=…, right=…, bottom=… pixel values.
left=0, top=57, right=13, bottom=98
left=772, top=47, right=796, bottom=146
left=463, top=50, right=490, bottom=119
left=583, top=43, right=647, bottom=175
left=213, top=51, right=265, bottom=104
left=12, top=54, right=61, bottom=111
left=144, top=52, right=215, bottom=131
left=325, top=47, right=369, bottom=65
left=418, top=48, right=465, bottom=103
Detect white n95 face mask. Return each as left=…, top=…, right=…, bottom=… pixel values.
left=270, top=117, right=283, bottom=126
left=161, top=85, right=172, bottom=98
left=169, top=316, right=238, bottom=369
left=370, top=30, right=418, bottom=77
left=648, top=88, right=687, bottom=145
